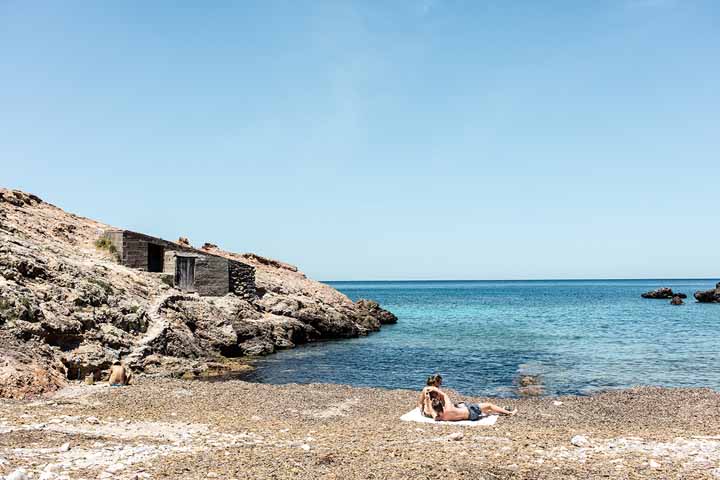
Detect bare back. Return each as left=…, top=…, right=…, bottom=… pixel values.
left=108, top=365, right=131, bottom=385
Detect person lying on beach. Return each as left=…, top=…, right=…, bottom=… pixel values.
left=425, top=386, right=517, bottom=421
left=108, top=361, right=132, bottom=386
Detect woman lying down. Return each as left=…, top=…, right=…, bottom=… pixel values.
left=418, top=375, right=517, bottom=421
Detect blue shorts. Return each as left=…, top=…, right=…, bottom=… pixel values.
left=456, top=402, right=484, bottom=421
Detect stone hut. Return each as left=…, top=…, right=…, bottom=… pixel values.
left=103, top=229, right=255, bottom=298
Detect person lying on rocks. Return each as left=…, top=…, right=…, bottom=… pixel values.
left=424, top=386, right=517, bottom=421
left=108, top=361, right=132, bottom=386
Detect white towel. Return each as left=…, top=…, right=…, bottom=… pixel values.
left=400, top=407, right=498, bottom=426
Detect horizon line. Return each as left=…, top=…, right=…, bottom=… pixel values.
left=322, top=277, right=719, bottom=283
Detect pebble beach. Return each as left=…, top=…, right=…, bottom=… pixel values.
left=2, top=378, right=720, bottom=479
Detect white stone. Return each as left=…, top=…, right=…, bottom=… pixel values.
left=6, top=469, right=30, bottom=480
left=447, top=432, right=464, bottom=441
left=106, top=463, right=126, bottom=473
left=58, top=442, right=71, bottom=452
left=649, top=460, right=661, bottom=469
left=571, top=435, right=590, bottom=447
left=553, top=401, right=563, bottom=406
left=85, top=416, right=99, bottom=424
left=300, top=444, right=311, bottom=451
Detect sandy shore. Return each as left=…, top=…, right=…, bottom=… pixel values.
left=1, top=379, right=720, bottom=479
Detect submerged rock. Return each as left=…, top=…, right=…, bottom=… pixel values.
left=516, top=374, right=544, bottom=396
left=694, top=283, right=720, bottom=303
left=641, top=288, right=686, bottom=299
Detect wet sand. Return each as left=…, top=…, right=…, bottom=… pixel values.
left=2, top=378, right=720, bottom=479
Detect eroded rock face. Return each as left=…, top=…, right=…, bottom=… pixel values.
left=0, top=332, right=67, bottom=398
left=641, top=288, right=687, bottom=299
left=356, top=299, right=398, bottom=325
left=694, top=283, right=720, bottom=303
left=0, top=188, right=397, bottom=398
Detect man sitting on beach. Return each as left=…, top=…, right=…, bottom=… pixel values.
left=108, top=361, right=132, bottom=386
left=423, top=385, right=517, bottom=421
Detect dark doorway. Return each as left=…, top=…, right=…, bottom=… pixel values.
left=147, top=243, right=164, bottom=272
left=176, top=257, right=195, bottom=291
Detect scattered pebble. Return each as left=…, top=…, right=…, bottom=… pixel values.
left=571, top=435, right=590, bottom=447
left=447, top=432, right=464, bottom=441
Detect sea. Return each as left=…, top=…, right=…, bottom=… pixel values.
left=240, top=279, right=720, bottom=397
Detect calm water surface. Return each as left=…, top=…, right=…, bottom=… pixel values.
left=242, top=279, right=720, bottom=397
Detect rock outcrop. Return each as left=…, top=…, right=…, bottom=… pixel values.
left=694, top=283, right=720, bottom=303
left=641, top=288, right=687, bottom=299
left=670, top=295, right=684, bottom=305
left=0, top=188, right=397, bottom=398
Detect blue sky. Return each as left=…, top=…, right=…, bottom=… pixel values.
left=2, top=1, right=718, bottom=280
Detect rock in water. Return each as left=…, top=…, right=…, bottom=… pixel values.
left=355, top=299, right=398, bottom=325
left=694, top=283, right=720, bottom=303
left=670, top=295, right=684, bottom=305
left=641, top=288, right=686, bottom=299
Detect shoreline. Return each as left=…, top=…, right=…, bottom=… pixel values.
left=2, top=379, right=720, bottom=479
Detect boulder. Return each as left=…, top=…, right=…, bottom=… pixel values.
left=62, top=343, right=118, bottom=381
left=355, top=299, right=398, bottom=325
left=641, top=288, right=686, bottom=299
left=694, top=282, right=720, bottom=303
left=670, top=295, right=684, bottom=305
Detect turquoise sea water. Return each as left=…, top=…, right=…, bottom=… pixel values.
left=242, top=279, right=720, bottom=397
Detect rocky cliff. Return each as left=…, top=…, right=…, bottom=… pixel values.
left=0, top=188, right=396, bottom=398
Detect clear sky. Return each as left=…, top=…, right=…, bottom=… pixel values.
left=2, top=1, right=718, bottom=280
